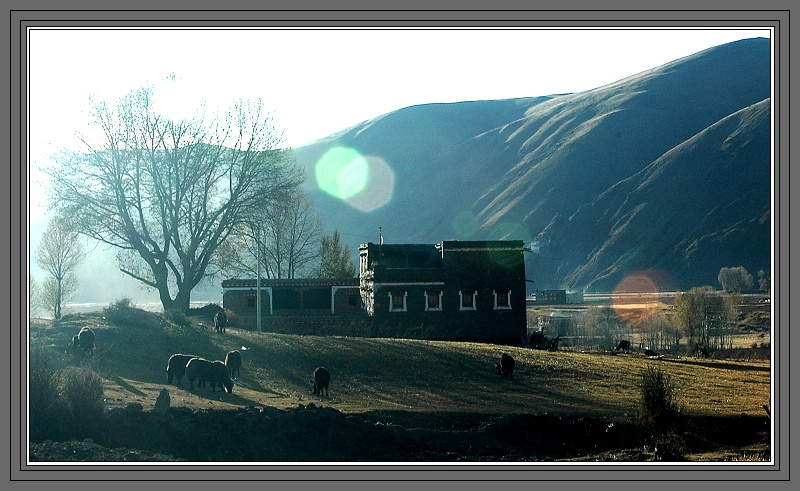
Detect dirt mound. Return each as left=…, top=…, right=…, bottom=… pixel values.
left=29, top=403, right=770, bottom=463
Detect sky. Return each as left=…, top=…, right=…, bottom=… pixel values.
left=26, top=26, right=772, bottom=305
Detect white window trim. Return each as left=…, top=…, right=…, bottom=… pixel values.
left=389, top=291, right=408, bottom=312
left=493, top=289, right=512, bottom=310
left=424, top=290, right=443, bottom=311
left=459, top=290, right=477, bottom=311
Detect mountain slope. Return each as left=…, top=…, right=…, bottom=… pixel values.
left=292, top=37, right=772, bottom=291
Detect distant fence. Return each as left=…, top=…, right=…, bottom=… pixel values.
left=711, top=347, right=770, bottom=361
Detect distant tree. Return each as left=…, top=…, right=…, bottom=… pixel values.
left=34, top=216, right=85, bottom=319
left=220, top=189, right=323, bottom=279
left=714, top=292, right=742, bottom=350
left=44, top=86, right=303, bottom=313
left=757, top=269, right=770, bottom=294
left=718, top=266, right=754, bottom=293
left=316, top=229, right=356, bottom=278
left=638, top=313, right=671, bottom=352
left=674, top=286, right=724, bottom=349
left=29, top=275, right=42, bottom=317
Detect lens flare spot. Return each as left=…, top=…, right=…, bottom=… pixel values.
left=344, top=155, right=395, bottom=213
left=612, top=270, right=676, bottom=324
left=315, top=147, right=370, bottom=200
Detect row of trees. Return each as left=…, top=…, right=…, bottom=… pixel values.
left=718, top=266, right=770, bottom=294
left=544, top=287, right=753, bottom=354
left=34, top=84, right=356, bottom=318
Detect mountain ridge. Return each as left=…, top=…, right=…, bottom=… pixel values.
left=292, top=37, right=772, bottom=292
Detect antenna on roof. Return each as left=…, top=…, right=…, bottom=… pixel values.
left=379, top=226, right=383, bottom=257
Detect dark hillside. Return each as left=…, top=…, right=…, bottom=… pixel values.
left=546, top=98, right=772, bottom=291
left=292, top=37, right=772, bottom=291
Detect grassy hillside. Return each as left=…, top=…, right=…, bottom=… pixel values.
left=32, top=305, right=770, bottom=419
left=27, top=304, right=772, bottom=462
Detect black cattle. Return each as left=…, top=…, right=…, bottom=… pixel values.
left=209, top=360, right=235, bottom=393
left=214, top=310, right=228, bottom=334
left=225, top=350, right=242, bottom=379
left=313, top=367, right=331, bottom=397
left=166, top=353, right=200, bottom=385
left=70, top=327, right=96, bottom=360
left=694, top=344, right=709, bottom=358
left=496, top=353, right=516, bottom=380
left=615, top=340, right=631, bottom=352
left=644, top=349, right=660, bottom=357
left=546, top=335, right=561, bottom=351
left=185, top=357, right=214, bottom=390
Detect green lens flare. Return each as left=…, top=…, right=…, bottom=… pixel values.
left=315, top=147, right=369, bottom=200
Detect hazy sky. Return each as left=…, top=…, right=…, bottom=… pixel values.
left=26, top=26, right=772, bottom=304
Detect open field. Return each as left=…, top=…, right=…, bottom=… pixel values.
left=27, top=304, right=772, bottom=463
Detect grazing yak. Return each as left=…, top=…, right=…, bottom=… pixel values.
left=210, top=361, right=235, bottom=393
left=214, top=310, right=228, bottom=334
left=166, top=353, right=200, bottom=385
left=71, top=327, right=96, bottom=356
left=185, top=357, right=234, bottom=393
left=615, top=340, right=631, bottom=352
left=225, top=350, right=242, bottom=379
left=496, top=353, right=516, bottom=380
left=313, top=367, right=330, bottom=397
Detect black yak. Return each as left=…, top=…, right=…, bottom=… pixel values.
left=644, top=349, right=660, bottom=357
left=496, top=353, right=515, bottom=380
left=185, top=357, right=214, bottom=390
left=214, top=310, right=228, bottom=334
left=313, top=367, right=330, bottom=397
left=166, top=353, right=200, bottom=386
left=225, top=350, right=242, bottom=379
left=209, top=360, right=235, bottom=393
left=615, top=340, right=631, bottom=352
left=71, top=327, right=95, bottom=354
left=185, top=357, right=233, bottom=393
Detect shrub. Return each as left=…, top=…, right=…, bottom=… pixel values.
left=28, top=344, right=68, bottom=441
left=639, top=365, right=680, bottom=428
left=59, top=366, right=106, bottom=439
left=103, top=297, right=155, bottom=328
left=653, top=431, right=687, bottom=461
left=162, top=309, right=192, bottom=329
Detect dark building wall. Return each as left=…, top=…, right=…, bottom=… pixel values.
left=361, top=240, right=527, bottom=345
left=222, top=279, right=360, bottom=332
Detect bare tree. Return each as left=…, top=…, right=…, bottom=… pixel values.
left=221, top=190, right=323, bottom=279
left=44, top=86, right=303, bottom=312
left=674, top=286, right=724, bottom=350
left=29, top=275, right=42, bottom=318
left=34, top=216, right=85, bottom=319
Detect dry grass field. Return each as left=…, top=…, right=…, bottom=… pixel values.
left=26, top=297, right=773, bottom=463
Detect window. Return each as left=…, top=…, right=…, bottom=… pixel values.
left=348, top=296, right=359, bottom=306
left=459, top=290, right=477, bottom=310
left=246, top=296, right=256, bottom=309
left=425, top=290, right=442, bottom=311
left=389, top=291, right=407, bottom=312
left=494, top=288, right=511, bottom=309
